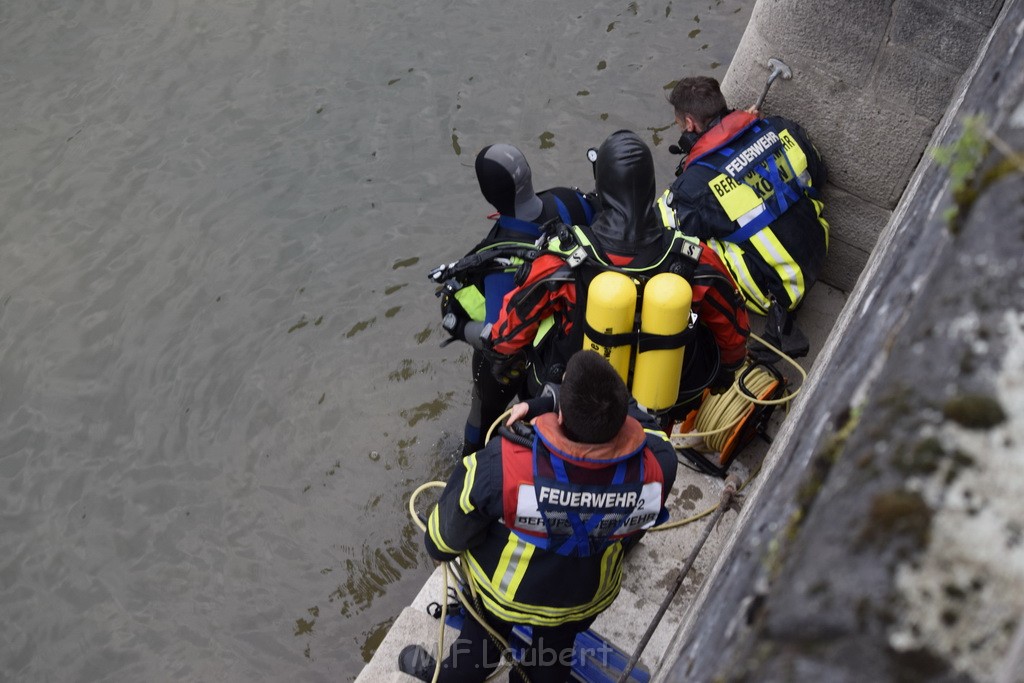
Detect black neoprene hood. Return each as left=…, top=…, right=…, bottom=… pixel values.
left=589, top=130, right=661, bottom=256
left=474, top=143, right=544, bottom=220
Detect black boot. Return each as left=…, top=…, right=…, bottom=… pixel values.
left=752, top=301, right=809, bottom=363
left=398, top=644, right=437, bottom=682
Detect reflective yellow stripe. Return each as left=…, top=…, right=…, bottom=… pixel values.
left=644, top=427, right=670, bottom=443
left=463, top=543, right=624, bottom=626
left=812, top=197, right=829, bottom=249
left=492, top=535, right=534, bottom=599
left=709, top=238, right=771, bottom=313
left=427, top=506, right=459, bottom=555
left=598, top=543, right=622, bottom=597
left=749, top=230, right=804, bottom=307
left=459, top=454, right=477, bottom=514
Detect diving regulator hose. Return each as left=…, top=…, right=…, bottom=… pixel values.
left=405, top=332, right=806, bottom=675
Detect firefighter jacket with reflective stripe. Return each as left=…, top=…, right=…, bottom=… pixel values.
left=490, top=224, right=750, bottom=371
left=661, top=110, right=828, bottom=313
left=424, top=407, right=677, bottom=627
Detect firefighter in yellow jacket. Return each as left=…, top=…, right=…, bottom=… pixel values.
left=658, top=75, right=828, bottom=358
left=398, top=350, right=677, bottom=683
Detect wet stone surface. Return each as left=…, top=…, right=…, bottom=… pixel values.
left=715, top=85, right=1024, bottom=683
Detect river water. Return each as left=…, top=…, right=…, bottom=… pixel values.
left=0, top=0, right=751, bottom=680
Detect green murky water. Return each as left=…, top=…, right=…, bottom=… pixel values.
left=0, top=0, right=751, bottom=679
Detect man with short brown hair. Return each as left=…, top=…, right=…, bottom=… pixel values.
left=659, top=75, right=828, bottom=358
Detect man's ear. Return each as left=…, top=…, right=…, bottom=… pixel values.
left=685, top=114, right=702, bottom=133
left=557, top=409, right=564, bottom=426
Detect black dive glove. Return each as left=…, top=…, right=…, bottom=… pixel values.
left=482, top=348, right=527, bottom=385
left=709, top=360, right=742, bottom=395
left=438, top=281, right=471, bottom=343
left=750, top=300, right=809, bottom=363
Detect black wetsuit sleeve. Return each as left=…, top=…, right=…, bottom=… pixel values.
left=523, top=393, right=557, bottom=420
left=423, top=443, right=505, bottom=562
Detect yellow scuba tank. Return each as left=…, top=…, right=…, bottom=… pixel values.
left=583, top=271, right=636, bottom=383
left=632, top=272, right=692, bottom=411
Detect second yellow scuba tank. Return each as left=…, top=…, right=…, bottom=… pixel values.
left=584, top=271, right=636, bottom=384
left=631, top=273, right=692, bottom=411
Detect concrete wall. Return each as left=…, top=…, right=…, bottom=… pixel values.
left=660, top=0, right=1024, bottom=679
left=721, top=0, right=1004, bottom=293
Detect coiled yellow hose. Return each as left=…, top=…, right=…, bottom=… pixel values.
left=673, top=332, right=806, bottom=449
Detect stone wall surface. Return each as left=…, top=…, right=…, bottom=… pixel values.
left=661, top=0, right=1024, bottom=681
left=720, top=0, right=1005, bottom=291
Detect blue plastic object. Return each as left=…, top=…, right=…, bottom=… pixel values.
left=442, top=611, right=650, bottom=683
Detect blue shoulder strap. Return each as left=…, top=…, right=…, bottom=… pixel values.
left=548, top=455, right=628, bottom=557
left=553, top=196, right=572, bottom=225
left=496, top=215, right=542, bottom=237
left=553, top=192, right=596, bottom=226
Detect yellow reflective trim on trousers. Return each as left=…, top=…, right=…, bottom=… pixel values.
left=709, top=238, right=771, bottom=313
left=812, top=197, right=830, bottom=249
left=427, top=506, right=460, bottom=555
left=459, top=454, right=478, bottom=514
left=749, top=230, right=804, bottom=307
left=462, top=544, right=624, bottom=626
left=598, top=542, right=623, bottom=599
left=493, top=535, right=534, bottom=599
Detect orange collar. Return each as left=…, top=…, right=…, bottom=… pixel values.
left=684, top=110, right=760, bottom=171
left=532, top=413, right=647, bottom=468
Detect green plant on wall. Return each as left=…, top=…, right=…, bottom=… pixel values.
left=931, top=114, right=990, bottom=232
left=932, top=114, right=1024, bottom=233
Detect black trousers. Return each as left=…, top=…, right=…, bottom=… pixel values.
left=462, top=349, right=522, bottom=456
left=436, top=608, right=595, bottom=683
